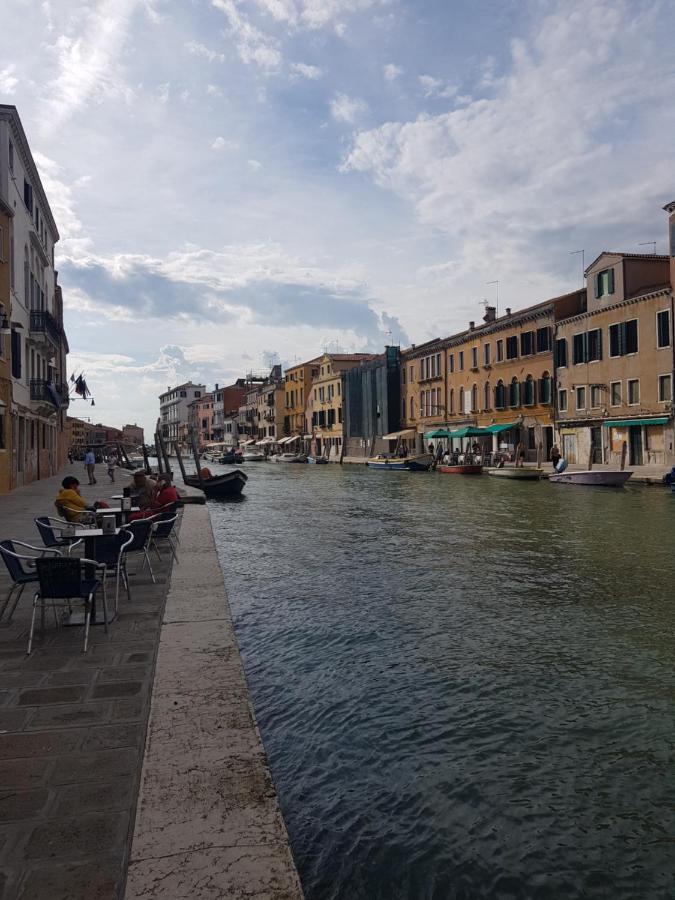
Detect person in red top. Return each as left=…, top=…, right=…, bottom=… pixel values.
left=129, top=474, right=178, bottom=520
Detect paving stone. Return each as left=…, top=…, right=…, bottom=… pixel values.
left=52, top=748, right=139, bottom=785
left=110, top=698, right=146, bottom=722
left=24, top=811, right=128, bottom=861
left=46, top=670, right=98, bottom=687
left=0, top=787, right=49, bottom=820
left=0, top=757, right=52, bottom=789
left=16, top=856, right=122, bottom=900
left=126, top=652, right=151, bottom=663
left=80, top=723, right=141, bottom=752
left=18, top=686, right=87, bottom=706
left=96, top=665, right=150, bottom=683
left=91, top=681, right=143, bottom=700
left=52, top=778, right=134, bottom=816
left=27, top=702, right=111, bottom=729
left=0, top=672, right=45, bottom=689
left=0, top=729, right=81, bottom=760
left=0, top=709, right=31, bottom=732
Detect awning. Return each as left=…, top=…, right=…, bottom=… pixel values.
left=425, top=428, right=453, bottom=439
left=278, top=435, right=300, bottom=445
left=383, top=429, right=416, bottom=440
left=603, top=417, right=669, bottom=428
left=448, top=426, right=490, bottom=439
left=240, top=439, right=255, bottom=446
left=485, top=422, right=518, bottom=434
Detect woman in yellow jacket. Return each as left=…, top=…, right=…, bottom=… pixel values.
left=55, top=476, right=99, bottom=524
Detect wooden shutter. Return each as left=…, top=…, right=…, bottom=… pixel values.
left=608, top=268, right=615, bottom=294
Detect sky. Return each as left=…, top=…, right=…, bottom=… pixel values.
left=1, top=0, right=674, bottom=436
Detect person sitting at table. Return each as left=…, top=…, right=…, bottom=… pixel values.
left=55, top=476, right=103, bottom=524
left=131, top=470, right=157, bottom=510
left=128, top=474, right=178, bottom=521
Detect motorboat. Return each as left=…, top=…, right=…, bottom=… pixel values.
left=183, top=469, right=248, bottom=498
left=242, top=449, right=266, bottom=462
left=548, top=469, right=632, bottom=486
left=307, top=456, right=329, bottom=464
left=437, top=463, right=483, bottom=475
left=366, top=453, right=432, bottom=471
left=273, top=452, right=308, bottom=463
left=488, top=466, right=544, bottom=480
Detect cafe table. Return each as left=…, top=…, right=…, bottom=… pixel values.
left=95, top=506, right=140, bottom=525
left=67, top=526, right=123, bottom=625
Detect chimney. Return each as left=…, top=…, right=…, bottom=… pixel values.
left=483, top=305, right=496, bottom=323
left=469, top=321, right=475, bottom=330
left=505, top=307, right=511, bottom=316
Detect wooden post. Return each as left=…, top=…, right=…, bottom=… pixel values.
left=620, top=440, right=627, bottom=471
left=173, top=441, right=189, bottom=486
left=188, top=427, right=205, bottom=489
left=154, top=434, right=164, bottom=474
left=157, top=431, right=172, bottom=479
left=587, top=443, right=594, bottom=471
left=516, top=441, right=523, bottom=467
left=536, top=441, right=542, bottom=469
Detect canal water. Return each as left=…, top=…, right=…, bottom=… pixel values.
left=208, top=463, right=675, bottom=900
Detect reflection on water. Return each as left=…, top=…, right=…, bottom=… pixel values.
left=208, top=463, right=675, bottom=900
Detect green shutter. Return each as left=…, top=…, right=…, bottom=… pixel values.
left=608, top=268, right=615, bottom=294
left=594, top=273, right=600, bottom=298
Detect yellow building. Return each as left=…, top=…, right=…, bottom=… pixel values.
left=283, top=356, right=321, bottom=439
left=309, top=353, right=374, bottom=459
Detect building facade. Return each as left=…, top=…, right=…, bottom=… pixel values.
left=283, top=357, right=321, bottom=440
left=0, top=105, right=69, bottom=493
left=122, top=423, right=144, bottom=447
left=188, top=391, right=214, bottom=448
left=343, top=346, right=402, bottom=459
left=555, top=251, right=673, bottom=466
left=159, top=382, right=205, bottom=448
left=309, top=353, right=375, bottom=459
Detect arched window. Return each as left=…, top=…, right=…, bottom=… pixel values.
left=523, top=374, right=535, bottom=406
left=471, top=383, right=478, bottom=412
left=484, top=381, right=491, bottom=410
left=449, top=388, right=454, bottom=414
left=494, top=380, right=505, bottom=409
left=509, top=377, right=520, bottom=407
left=459, top=388, right=465, bottom=414
left=410, top=396, right=415, bottom=419
left=539, top=371, right=552, bottom=405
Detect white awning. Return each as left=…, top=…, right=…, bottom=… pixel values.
left=240, top=439, right=255, bottom=446
left=278, top=435, right=300, bottom=444
left=382, top=429, right=416, bottom=440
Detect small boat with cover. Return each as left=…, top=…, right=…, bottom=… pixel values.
left=367, top=429, right=432, bottom=471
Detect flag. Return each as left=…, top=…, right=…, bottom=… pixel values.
left=74, top=375, right=90, bottom=398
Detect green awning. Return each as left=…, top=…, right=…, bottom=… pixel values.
left=603, top=417, right=669, bottom=428
left=448, top=426, right=490, bottom=439
left=425, top=429, right=453, bottom=439
left=485, top=422, right=518, bottom=434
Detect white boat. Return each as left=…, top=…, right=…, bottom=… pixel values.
left=488, top=466, right=543, bottom=480
left=273, top=452, right=307, bottom=463
left=242, top=449, right=266, bottom=462
left=548, top=469, right=632, bottom=487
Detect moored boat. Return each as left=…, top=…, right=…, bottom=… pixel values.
left=273, top=452, right=308, bottom=463
left=488, top=467, right=543, bottom=480
left=437, top=463, right=483, bottom=475
left=366, top=453, right=433, bottom=471
left=548, top=469, right=632, bottom=487
left=307, top=456, right=329, bottom=465
left=242, top=449, right=266, bottom=461
left=183, top=469, right=248, bottom=498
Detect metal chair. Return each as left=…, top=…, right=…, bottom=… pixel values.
left=122, top=519, right=156, bottom=584
left=29, top=556, right=107, bottom=654
left=35, top=517, right=83, bottom=555
left=85, top=530, right=135, bottom=612
left=0, top=541, right=62, bottom=624
left=149, top=514, right=179, bottom=565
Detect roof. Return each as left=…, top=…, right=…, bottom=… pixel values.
left=322, top=353, right=377, bottom=362
left=663, top=200, right=675, bottom=213
left=584, top=250, right=669, bottom=275
left=159, top=381, right=206, bottom=399
left=284, top=355, right=323, bottom=371
left=0, top=105, right=60, bottom=240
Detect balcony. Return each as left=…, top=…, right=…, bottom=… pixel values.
left=29, top=310, right=61, bottom=348
left=30, top=379, right=64, bottom=414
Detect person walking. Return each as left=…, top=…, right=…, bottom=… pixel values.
left=67, top=448, right=74, bottom=464
left=106, top=452, right=117, bottom=483
left=84, top=447, right=97, bottom=485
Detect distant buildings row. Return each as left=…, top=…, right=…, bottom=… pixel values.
left=66, top=418, right=144, bottom=457
left=161, top=200, right=675, bottom=468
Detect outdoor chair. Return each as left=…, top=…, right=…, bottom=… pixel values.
left=29, top=556, right=107, bottom=654
left=35, top=517, right=84, bottom=555
left=85, top=529, right=135, bottom=613
left=149, top=514, right=179, bottom=566
left=122, top=519, right=156, bottom=584
left=0, top=541, right=62, bottom=624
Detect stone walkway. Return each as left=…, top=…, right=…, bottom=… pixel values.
left=0, top=465, right=171, bottom=898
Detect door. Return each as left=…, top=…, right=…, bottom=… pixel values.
left=562, top=433, right=576, bottom=464
left=629, top=427, right=643, bottom=466
left=543, top=426, right=553, bottom=461
left=590, top=426, right=603, bottom=464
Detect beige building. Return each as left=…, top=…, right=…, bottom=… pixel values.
left=309, top=353, right=375, bottom=459
left=556, top=250, right=673, bottom=467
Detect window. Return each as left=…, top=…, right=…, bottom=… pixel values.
left=8, top=140, right=13, bottom=173
left=555, top=338, right=568, bottom=368
left=459, top=388, right=465, bottom=414
left=11, top=330, right=21, bottom=379
left=496, top=340, right=504, bottom=362
left=506, top=336, right=518, bottom=359
left=194, top=391, right=201, bottom=398
left=494, top=380, right=505, bottom=409
left=458, top=351, right=464, bottom=371
left=575, top=386, right=586, bottom=410
left=587, top=329, right=602, bottom=362
left=471, top=383, right=478, bottom=412
left=509, top=377, right=520, bottom=407
left=590, top=385, right=601, bottom=408
left=657, top=310, right=671, bottom=349
left=536, top=326, right=551, bottom=353
left=483, top=344, right=491, bottom=366
left=448, top=353, right=454, bottom=373
left=659, top=374, right=672, bottom=402
left=402, top=368, right=406, bottom=385
left=180, top=390, right=187, bottom=397
left=539, top=372, right=552, bottom=405
left=523, top=375, right=534, bottom=406
left=410, top=397, right=414, bottom=419
left=23, top=179, right=33, bottom=214
left=609, top=319, right=638, bottom=357
left=471, top=347, right=478, bottom=369
left=610, top=382, right=621, bottom=406
left=628, top=379, right=640, bottom=404
left=558, top=389, right=567, bottom=412
left=449, top=388, right=454, bottom=414
left=409, top=366, right=414, bottom=382
left=594, top=268, right=615, bottom=298
left=573, top=333, right=586, bottom=365
left=520, top=331, right=534, bottom=356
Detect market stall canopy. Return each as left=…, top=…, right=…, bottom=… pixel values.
left=383, top=429, right=416, bottom=440
left=425, top=429, right=453, bottom=439
left=602, top=418, right=668, bottom=428
left=448, top=426, right=490, bottom=439
left=484, top=423, right=518, bottom=434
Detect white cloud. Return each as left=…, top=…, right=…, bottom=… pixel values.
left=290, top=62, right=323, bottom=80
left=212, top=0, right=282, bottom=70
left=186, top=40, right=225, bottom=63
left=206, top=83, right=223, bottom=96
left=211, top=136, right=238, bottom=151
left=250, top=0, right=388, bottom=29
left=32, top=152, right=90, bottom=257
left=247, top=158, right=263, bottom=171
left=383, top=63, right=402, bottom=81
left=156, top=82, right=170, bottom=103
left=330, top=92, right=367, bottom=124
left=0, top=65, right=19, bottom=94
left=418, top=74, right=457, bottom=99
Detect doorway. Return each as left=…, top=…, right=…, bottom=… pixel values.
left=629, top=427, right=643, bottom=466
left=543, top=426, right=553, bottom=461
left=590, top=426, right=603, bottom=464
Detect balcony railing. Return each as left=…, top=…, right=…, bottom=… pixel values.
left=29, top=310, right=62, bottom=345
left=30, top=379, right=62, bottom=408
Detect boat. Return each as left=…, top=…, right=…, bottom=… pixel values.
left=488, top=466, right=543, bottom=480
left=437, top=463, right=483, bottom=475
left=242, top=449, right=266, bottom=461
left=548, top=469, right=632, bottom=487
left=272, top=452, right=308, bottom=463
left=307, top=456, right=329, bottom=465
left=366, top=453, right=433, bottom=471
left=183, top=469, right=248, bottom=498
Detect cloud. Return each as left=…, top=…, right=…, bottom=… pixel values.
left=211, top=136, right=238, bottom=150
left=0, top=65, right=18, bottom=94
left=247, top=158, right=263, bottom=170
left=418, top=74, right=456, bottom=99
left=330, top=92, right=367, bottom=124
left=212, top=0, right=282, bottom=70
left=290, top=62, right=323, bottom=80
left=206, top=83, right=223, bottom=96
left=383, top=63, right=402, bottom=81
left=186, top=40, right=225, bottom=62
left=249, top=0, right=389, bottom=29
left=32, top=152, right=89, bottom=255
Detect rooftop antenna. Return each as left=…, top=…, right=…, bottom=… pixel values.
left=486, top=280, right=499, bottom=316
left=638, top=241, right=657, bottom=254
left=569, top=249, right=585, bottom=287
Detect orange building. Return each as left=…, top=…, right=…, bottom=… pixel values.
left=283, top=356, right=321, bottom=441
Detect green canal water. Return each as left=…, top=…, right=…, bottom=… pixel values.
left=209, top=463, right=675, bottom=900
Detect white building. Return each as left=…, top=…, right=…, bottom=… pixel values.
left=0, top=105, right=69, bottom=489
left=159, top=381, right=205, bottom=448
